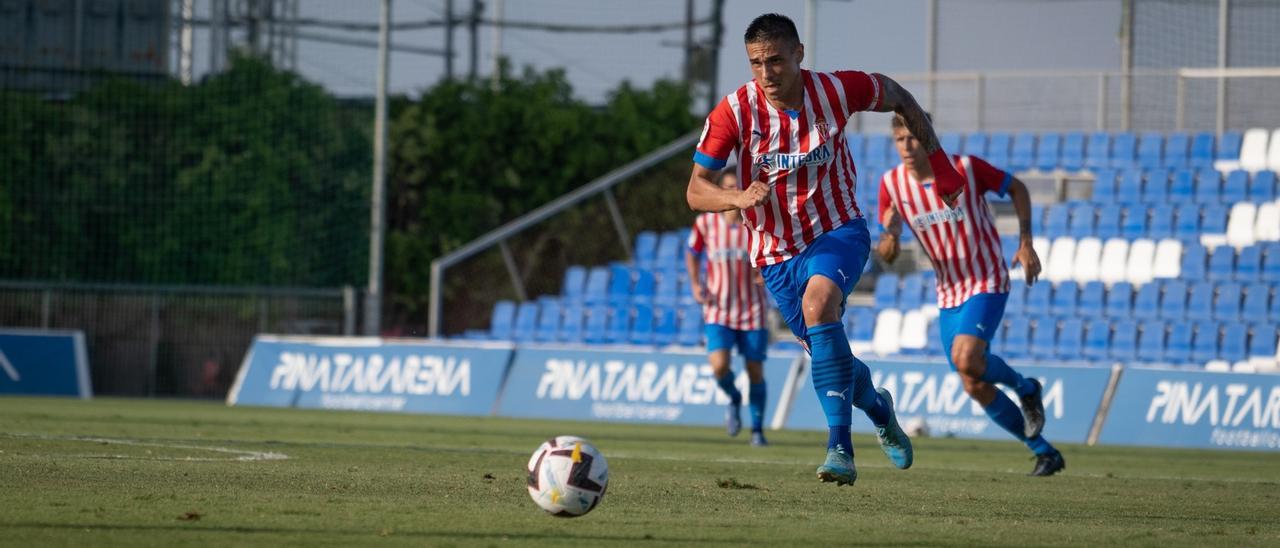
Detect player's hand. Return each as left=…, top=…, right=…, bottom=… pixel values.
left=1011, top=238, right=1041, bottom=285
left=734, top=179, right=770, bottom=209
left=691, top=283, right=708, bottom=304
left=877, top=233, right=900, bottom=264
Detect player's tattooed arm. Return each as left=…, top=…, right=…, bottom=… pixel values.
left=1007, top=177, right=1042, bottom=285
left=687, top=164, right=768, bottom=212
left=871, top=74, right=966, bottom=205
left=877, top=206, right=903, bottom=264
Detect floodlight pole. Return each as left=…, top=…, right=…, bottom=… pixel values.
left=366, top=0, right=392, bottom=335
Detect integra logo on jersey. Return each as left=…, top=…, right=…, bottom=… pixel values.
left=752, top=142, right=833, bottom=173
left=1146, top=381, right=1280, bottom=428
left=912, top=207, right=966, bottom=230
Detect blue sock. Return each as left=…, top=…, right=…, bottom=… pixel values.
left=981, top=353, right=1036, bottom=397
left=983, top=390, right=1057, bottom=456
left=748, top=382, right=766, bottom=432
left=716, top=370, right=742, bottom=406
left=808, top=322, right=854, bottom=450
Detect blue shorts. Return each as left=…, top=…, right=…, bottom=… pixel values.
left=760, top=218, right=871, bottom=342
left=939, top=292, right=1008, bottom=366
left=705, top=324, right=769, bottom=362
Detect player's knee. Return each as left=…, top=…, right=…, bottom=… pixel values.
left=708, top=351, right=731, bottom=375
left=951, top=344, right=985, bottom=379
left=801, top=277, right=843, bottom=325
left=962, top=377, right=995, bottom=402
left=745, top=361, right=765, bottom=383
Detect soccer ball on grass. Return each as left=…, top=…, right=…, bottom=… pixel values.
left=525, top=435, right=609, bottom=517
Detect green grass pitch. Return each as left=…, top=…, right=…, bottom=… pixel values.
left=2, top=397, right=1278, bottom=546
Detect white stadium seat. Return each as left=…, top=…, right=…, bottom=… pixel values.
left=1231, top=361, right=1255, bottom=373
left=1045, top=237, right=1077, bottom=283
left=1269, top=128, right=1280, bottom=173
left=1098, top=238, right=1131, bottom=285
left=1225, top=202, right=1258, bottom=249
left=1152, top=239, right=1183, bottom=279
left=1072, top=237, right=1103, bottom=283
left=1204, top=360, right=1231, bottom=372
left=1238, top=128, right=1271, bottom=173
left=872, top=309, right=903, bottom=357
left=898, top=310, right=929, bottom=354
left=1255, top=201, right=1280, bottom=242
left=1125, top=238, right=1156, bottom=286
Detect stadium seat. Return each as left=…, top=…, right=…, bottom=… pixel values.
left=1002, top=320, right=1031, bottom=360
left=1218, top=130, right=1244, bottom=162
left=562, top=265, right=588, bottom=304
left=1086, top=132, right=1112, bottom=169
left=963, top=132, right=989, bottom=158
left=1169, top=169, right=1196, bottom=202
left=940, top=133, right=963, bottom=156
left=584, top=266, right=610, bottom=306
left=1164, top=321, right=1193, bottom=364
left=1235, top=244, right=1261, bottom=281
left=1030, top=316, right=1058, bottom=359
left=1114, top=169, right=1144, bottom=204
left=633, top=231, right=659, bottom=269
left=872, top=309, right=904, bottom=356
left=1032, top=236, right=1052, bottom=272
left=1152, top=239, right=1183, bottom=279
left=1264, top=244, right=1280, bottom=283
left=1030, top=204, right=1046, bottom=236
left=1195, top=168, right=1222, bottom=203
left=1111, top=133, right=1137, bottom=168
left=1159, top=280, right=1188, bottom=320
left=1125, top=238, right=1156, bottom=286
left=489, top=300, right=517, bottom=340
left=1147, top=205, right=1174, bottom=240
left=901, top=273, right=928, bottom=310
left=1269, top=129, right=1280, bottom=172
left=512, top=301, right=540, bottom=342
left=629, top=304, right=655, bottom=345
left=1137, top=321, right=1166, bottom=363
left=847, top=133, right=867, bottom=164
left=1062, top=131, right=1087, bottom=171
left=535, top=298, right=563, bottom=342
left=1142, top=169, right=1170, bottom=203
left=1189, top=131, right=1216, bottom=168
left=1137, top=132, right=1164, bottom=169
left=1005, top=283, right=1026, bottom=317
left=1226, top=202, right=1258, bottom=249
left=1180, top=243, right=1208, bottom=280
left=1164, top=133, right=1190, bottom=169
left=1119, top=206, right=1145, bottom=239
left=1249, top=170, right=1277, bottom=203
left=1069, top=203, right=1096, bottom=238
left=874, top=273, right=899, bottom=309
left=653, top=272, right=679, bottom=307
left=604, top=305, right=632, bottom=344
left=866, top=134, right=893, bottom=166
left=1173, top=202, right=1201, bottom=242
left=1132, top=281, right=1161, bottom=320
left=845, top=306, right=877, bottom=346
left=1057, top=318, right=1085, bottom=360
left=1079, top=281, right=1105, bottom=317
left=631, top=269, right=655, bottom=304
left=1192, top=321, right=1221, bottom=363
left=1044, top=204, right=1071, bottom=239
left=1073, top=237, right=1103, bottom=282
left=1009, top=132, right=1036, bottom=172
left=1220, top=322, right=1249, bottom=364
left=1035, top=132, right=1061, bottom=172
left=655, top=232, right=684, bottom=272
left=651, top=307, right=678, bottom=346
left=1091, top=169, right=1118, bottom=203
left=1238, top=128, right=1270, bottom=172
left=560, top=304, right=586, bottom=343
left=584, top=305, right=610, bottom=344
left=1248, top=325, right=1278, bottom=370
left=1096, top=207, right=1122, bottom=240
left=1214, top=282, right=1242, bottom=321
left=1099, top=238, right=1130, bottom=285
left=1199, top=203, right=1230, bottom=248
left=1053, top=281, right=1080, bottom=317
left=1046, top=237, right=1077, bottom=282
left=1026, top=281, right=1052, bottom=312
left=1082, top=319, right=1111, bottom=361
left=898, top=310, right=930, bottom=355
left=675, top=305, right=702, bottom=346
left=1186, top=281, right=1214, bottom=321
left=607, top=264, right=634, bottom=305
left=1110, top=320, right=1138, bottom=361
left=1222, top=170, right=1249, bottom=204
left=1258, top=203, right=1280, bottom=243
left=926, top=320, right=945, bottom=357
left=1207, top=245, right=1235, bottom=281
left=1242, top=283, right=1272, bottom=323
left=1105, top=282, right=1136, bottom=316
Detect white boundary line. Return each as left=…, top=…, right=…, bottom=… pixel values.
left=4, top=434, right=289, bottom=462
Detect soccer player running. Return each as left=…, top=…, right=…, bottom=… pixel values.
left=876, top=113, right=1066, bottom=476
left=686, top=13, right=967, bottom=485
left=686, top=171, right=772, bottom=447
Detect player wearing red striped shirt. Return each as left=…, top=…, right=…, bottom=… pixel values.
left=877, top=113, right=1064, bottom=476
left=685, top=13, right=966, bottom=486
left=686, top=172, right=771, bottom=446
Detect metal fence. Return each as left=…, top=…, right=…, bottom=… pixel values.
left=0, top=282, right=353, bottom=398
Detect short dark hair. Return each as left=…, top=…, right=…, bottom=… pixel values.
left=744, top=13, right=799, bottom=45
left=891, top=111, right=933, bottom=131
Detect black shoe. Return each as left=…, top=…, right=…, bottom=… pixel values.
left=1029, top=451, right=1065, bottom=477
left=1020, top=378, right=1046, bottom=439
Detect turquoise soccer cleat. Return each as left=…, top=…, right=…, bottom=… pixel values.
left=875, top=388, right=914, bottom=470
left=815, top=444, right=857, bottom=486
left=726, top=404, right=742, bottom=437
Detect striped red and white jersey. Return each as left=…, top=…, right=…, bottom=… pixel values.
left=877, top=155, right=1013, bottom=309
left=688, top=212, right=768, bottom=330
left=693, top=70, right=883, bottom=267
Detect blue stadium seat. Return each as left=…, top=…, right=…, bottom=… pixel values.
left=1086, top=132, right=1112, bottom=168
left=1057, top=318, right=1085, bottom=359
left=1137, top=321, right=1166, bottom=362
left=1111, top=132, right=1137, bottom=168
left=1069, top=203, right=1096, bottom=238
left=1201, top=204, right=1229, bottom=235
left=926, top=320, right=944, bottom=356
left=652, top=307, right=678, bottom=346
left=1044, top=204, right=1071, bottom=239
left=1026, top=282, right=1052, bottom=312
left=1273, top=285, right=1280, bottom=322
left=1096, top=206, right=1121, bottom=239
left=560, top=304, right=586, bottom=343
left=676, top=305, right=703, bottom=346
left=489, top=300, right=517, bottom=340
left=1264, top=244, right=1280, bottom=284
left=847, top=133, right=867, bottom=164
left=1186, top=281, right=1215, bottom=321
left=629, top=304, right=655, bottom=345
left=584, top=266, right=610, bottom=306
left=1133, top=282, right=1161, bottom=320
left=1242, top=283, right=1271, bottom=323
left=1002, top=320, right=1031, bottom=360
left=1110, top=320, right=1138, bottom=361
left=584, top=305, right=610, bottom=344
left=987, top=132, right=1012, bottom=167
left=1195, top=168, right=1221, bottom=203
left=963, top=132, right=989, bottom=158
left=1005, top=283, right=1026, bottom=317
left=1250, top=324, right=1278, bottom=360
left=1030, top=317, right=1058, bottom=359
left=1250, top=170, right=1277, bottom=203
left=1214, top=282, right=1242, bottom=322
left=535, top=298, right=563, bottom=342
left=604, top=305, right=630, bottom=343
left=1137, top=132, right=1164, bottom=169
left=1207, top=245, right=1236, bottom=281
left=631, top=269, right=656, bottom=304
left=845, top=306, right=877, bottom=342
left=1120, top=206, right=1147, bottom=239
left=1181, top=243, right=1208, bottom=280
left=1115, top=169, right=1143, bottom=204
left=1142, top=169, right=1170, bottom=203
left=1105, top=282, right=1134, bottom=318
left=1173, top=203, right=1202, bottom=242
left=1031, top=204, right=1046, bottom=235
left=940, top=133, right=964, bottom=156
left=1169, top=169, right=1196, bottom=203
left=874, top=273, right=899, bottom=309
left=1159, top=280, right=1188, bottom=320
left=866, top=134, right=892, bottom=166
left=1082, top=320, right=1111, bottom=361
left=899, top=272, right=925, bottom=309
left=1053, top=281, right=1080, bottom=317
left=1091, top=168, right=1118, bottom=203
left=1079, top=281, right=1105, bottom=317
left=1222, top=170, right=1249, bottom=204
left=1036, top=132, right=1062, bottom=171
left=1164, top=133, right=1190, bottom=168
left=1010, top=132, right=1036, bottom=172
left=1146, top=206, right=1173, bottom=240
left=607, top=264, right=634, bottom=305
left=655, top=232, right=684, bottom=272
left=512, top=301, right=540, bottom=342
left=1237, top=246, right=1262, bottom=284
left=1189, top=132, right=1215, bottom=168
left=562, top=265, right=588, bottom=304
left=1217, top=130, right=1243, bottom=162
left=1192, top=321, right=1221, bottom=363
left=1001, top=235, right=1019, bottom=269
left=1165, top=321, right=1193, bottom=364
left=1220, top=322, right=1249, bottom=364
left=1062, top=131, right=1087, bottom=171
left=633, top=231, right=659, bottom=269
left=653, top=272, right=679, bottom=307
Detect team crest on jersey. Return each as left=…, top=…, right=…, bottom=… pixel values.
left=814, top=117, right=829, bottom=136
